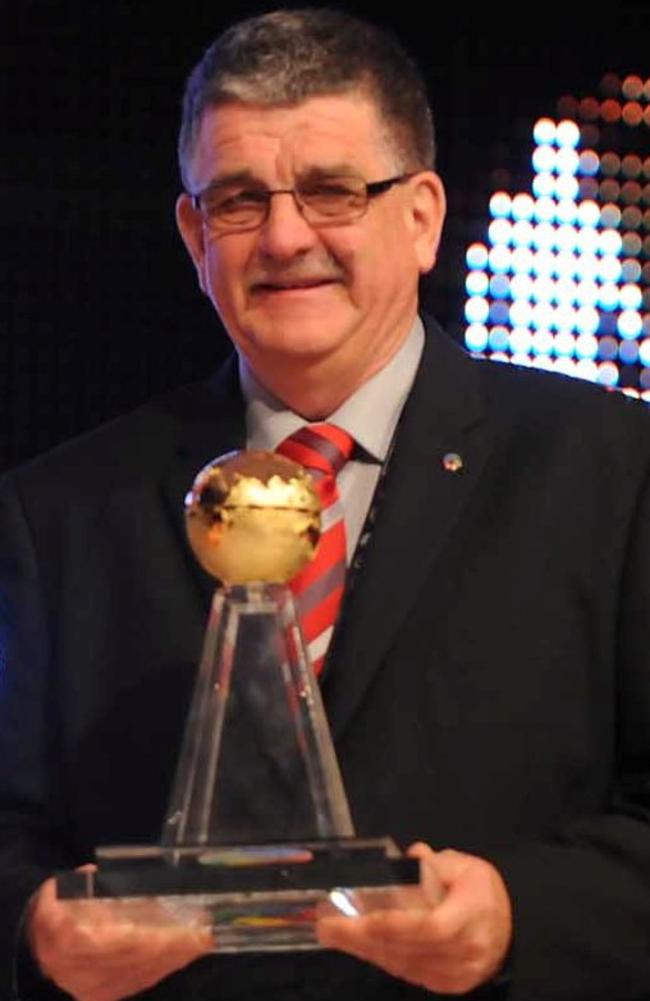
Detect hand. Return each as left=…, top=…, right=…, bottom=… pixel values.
left=27, top=873, right=213, bottom=1001
left=317, top=842, right=512, bottom=995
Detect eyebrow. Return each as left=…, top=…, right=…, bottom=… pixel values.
left=199, top=164, right=362, bottom=193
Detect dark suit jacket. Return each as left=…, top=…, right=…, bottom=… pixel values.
left=1, top=317, right=650, bottom=1001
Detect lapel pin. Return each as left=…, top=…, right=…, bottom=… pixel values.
left=442, top=452, right=464, bottom=473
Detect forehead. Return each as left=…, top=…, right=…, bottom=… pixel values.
left=186, top=93, right=397, bottom=189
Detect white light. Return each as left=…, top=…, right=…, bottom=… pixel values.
left=329, top=889, right=360, bottom=917
left=575, top=305, right=600, bottom=334
left=598, top=229, right=623, bottom=256
left=575, top=333, right=599, bottom=359
left=555, top=250, right=578, bottom=278
left=575, top=279, right=598, bottom=306
left=465, top=324, right=489, bottom=352
left=533, top=146, right=556, bottom=173
left=465, top=296, right=489, bottom=324
left=532, top=277, right=556, bottom=302
left=512, top=221, right=534, bottom=247
left=555, top=356, right=577, bottom=375
left=554, top=331, right=577, bottom=356
left=533, top=117, right=557, bottom=144
left=533, top=172, right=555, bottom=198
left=555, top=175, right=579, bottom=201
left=555, top=278, right=578, bottom=304
left=510, top=300, right=533, bottom=327
left=532, top=354, right=555, bottom=371
left=577, top=201, right=600, bottom=227
left=510, top=327, right=533, bottom=353
left=511, top=352, right=533, bottom=366
left=489, top=192, right=512, bottom=218
left=512, top=193, right=535, bottom=221
left=466, top=271, right=489, bottom=296
left=575, top=359, right=599, bottom=382
left=532, top=221, right=556, bottom=250
left=619, top=283, right=643, bottom=310
left=555, top=304, right=578, bottom=331
left=597, top=282, right=620, bottom=310
left=510, top=274, right=534, bottom=300
left=556, top=224, right=579, bottom=252
left=490, top=351, right=510, bottom=363
left=466, top=243, right=489, bottom=269
left=489, top=245, right=512, bottom=273
left=511, top=247, right=534, bottom=274
left=532, top=302, right=555, bottom=330
left=598, top=255, right=622, bottom=284
left=575, top=253, right=599, bottom=281
left=533, top=197, right=557, bottom=223
left=556, top=199, right=579, bottom=224
left=597, top=361, right=620, bottom=386
left=618, top=310, right=643, bottom=339
left=556, top=120, right=580, bottom=148
left=638, top=339, right=650, bottom=366
left=533, top=249, right=556, bottom=277
left=575, top=227, right=599, bottom=255
left=531, top=329, right=554, bottom=355
left=488, top=218, right=513, bottom=246
left=556, top=148, right=580, bottom=175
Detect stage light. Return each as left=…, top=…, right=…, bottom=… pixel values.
left=622, top=75, right=644, bottom=100
left=531, top=330, right=554, bottom=355
left=576, top=200, right=600, bottom=227
left=488, top=326, right=510, bottom=351
left=638, top=339, right=650, bottom=366
left=490, top=275, right=511, bottom=299
left=555, top=304, right=578, bottom=330
left=601, top=152, right=621, bottom=176
left=465, top=324, right=489, bottom=352
left=598, top=229, right=623, bottom=256
left=576, top=305, right=600, bottom=334
left=575, top=358, right=599, bottom=382
left=532, top=221, right=556, bottom=250
left=510, top=300, right=533, bottom=327
left=621, top=258, right=642, bottom=282
left=556, top=200, right=579, bottom=224
left=465, top=270, right=489, bottom=296
left=575, top=226, right=599, bottom=254
left=622, top=154, right=642, bottom=179
left=533, top=118, right=556, bottom=144
left=533, top=197, right=557, bottom=222
left=489, top=245, right=512, bottom=273
left=601, top=100, right=622, bottom=123
left=532, top=277, right=556, bottom=302
left=556, top=119, right=580, bottom=148
left=618, top=310, right=643, bottom=338
left=578, top=150, right=600, bottom=176
left=533, top=146, right=556, bottom=173
left=533, top=249, right=557, bottom=276
left=512, top=193, right=535, bottom=220
left=620, top=283, right=643, bottom=310
left=489, top=218, right=513, bottom=245
left=619, top=340, right=640, bottom=364
left=555, top=175, right=579, bottom=201
left=555, top=250, right=579, bottom=278
left=465, top=296, right=489, bottom=324
left=533, top=172, right=555, bottom=197
left=554, top=331, right=577, bottom=356
left=489, top=301, right=510, bottom=324
left=597, top=255, right=622, bottom=283
left=510, top=274, right=533, bottom=300
left=532, top=302, right=555, bottom=330
left=555, top=356, right=577, bottom=376
left=489, top=192, right=512, bottom=218
left=598, top=283, right=620, bottom=311
left=509, top=327, right=533, bottom=354
left=597, top=361, right=620, bottom=386
left=466, top=243, right=489, bottom=269
left=511, top=247, right=535, bottom=274
left=575, top=333, right=599, bottom=359
left=512, top=220, right=535, bottom=247
left=622, top=102, right=643, bottom=127
left=598, top=336, right=619, bottom=360
left=575, top=279, right=599, bottom=306
left=600, top=203, right=622, bottom=228
left=556, top=224, right=579, bottom=252
left=556, top=148, right=580, bottom=175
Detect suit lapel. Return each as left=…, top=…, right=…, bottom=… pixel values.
left=159, top=355, right=247, bottom=612
left=325, top=319, right=496, bottom=740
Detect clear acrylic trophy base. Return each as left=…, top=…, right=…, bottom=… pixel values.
left=57, top=837, right=428, bottom=952
left=56, top=580, right=435, bottom=953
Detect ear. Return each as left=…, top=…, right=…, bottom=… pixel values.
left=176, top=193, right=208, bottom=293
left=407, top=171, right=447, bottom=275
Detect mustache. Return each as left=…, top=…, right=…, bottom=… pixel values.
left=248, top=258, right=345, bottom=289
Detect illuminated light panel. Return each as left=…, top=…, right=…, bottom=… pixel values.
left=465, top=97, right=648, bottom=401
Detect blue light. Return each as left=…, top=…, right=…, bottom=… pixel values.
left=597, top=361, right=620, bottom=386
left=466, top=243, right=489, bottom=269
left=618, top=310, right=643, bottom=339
left=619, top=340, right=640, bottom=363
left=488, top=326, right=510, bottom=351
left=488, top=218, right=513, bottom=245
left=489, top=301, right=510, bottom=324
left=465, top=324, right=489, bottom=352
left=533, top=117, right=557, bottom=144
left=575, top=333, right=599, bottom=359
left=556, top=120, right=580, bottom=148
left=489, top=275, right=510, bottom=299
left=465, top=296, right=490, bottom=324
left=466, top=270, right=489, bottom=296
left=533, top=172, right=555, bottom=198
left=598, top=336, right=619, bottom=360
left=489, top=192, right=512, bottom=218
left=512, top=194, right=535, bottom=221
left=620, top=283, right=643, bottom=310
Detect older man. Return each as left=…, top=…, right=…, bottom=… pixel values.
left=1, top=9, right=650, bottom=1001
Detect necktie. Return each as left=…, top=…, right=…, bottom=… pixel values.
left=276, top=424, right=355, bottom=675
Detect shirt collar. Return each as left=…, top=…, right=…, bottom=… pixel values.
left=239, top=317, right=424, bottom=463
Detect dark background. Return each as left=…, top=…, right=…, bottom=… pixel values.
left=2, top=1, right=649, bottom=471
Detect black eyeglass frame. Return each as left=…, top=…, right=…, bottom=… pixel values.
left=189, top=172, right=417, bottom=232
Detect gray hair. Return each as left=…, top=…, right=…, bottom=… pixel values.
left=178, top=8, right=435, bottom=188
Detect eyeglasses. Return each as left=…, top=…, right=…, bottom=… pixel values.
left=190, top=172, right=415, bottom=233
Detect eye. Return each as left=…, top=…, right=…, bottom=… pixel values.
left=203, top=186, right=268, bottom=218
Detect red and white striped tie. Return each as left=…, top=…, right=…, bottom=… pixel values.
left=277, top=424, right=355, bottom=676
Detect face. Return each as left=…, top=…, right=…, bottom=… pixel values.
left=176, top=92, right=445, bottom=395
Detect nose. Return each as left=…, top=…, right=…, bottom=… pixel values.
left=256, top=191, right=319, bottom=260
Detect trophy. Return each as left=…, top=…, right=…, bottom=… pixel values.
left=57, top=451, right=438, bottom=951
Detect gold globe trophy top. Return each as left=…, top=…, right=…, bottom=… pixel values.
left=185, top=450, right=321, bottom=585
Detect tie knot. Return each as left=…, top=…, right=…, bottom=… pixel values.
left=276, top=423, right=355, bottom=477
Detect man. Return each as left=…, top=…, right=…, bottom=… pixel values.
left=1, top=9, right=650, bottom=1001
